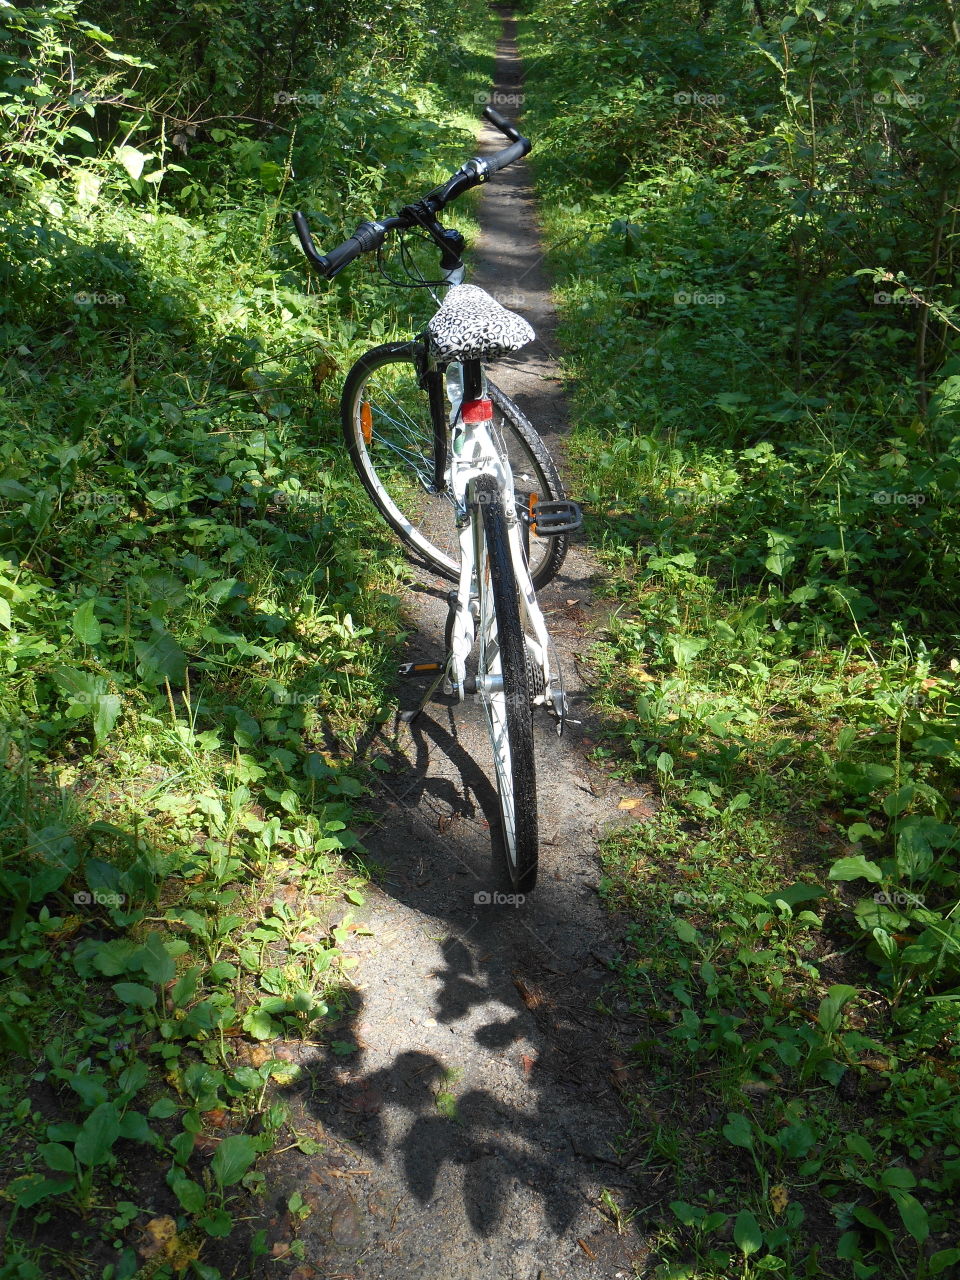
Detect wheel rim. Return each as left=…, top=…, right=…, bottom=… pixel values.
left=350, top=357, right=460, bottom=574
left=348, top=352, right=560, bottom=582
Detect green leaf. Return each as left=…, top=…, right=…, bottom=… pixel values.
left=117, top=1061, right=149, bottom=1097
left=148, top=1097, right=179, bottom=1119
left=116, top=145, right=147, bottom=179
left=199, top=1208, right=233, bottom=1237
left=242, top=1008, right=278, bottom=1040
left=722, top=1113, right=754, bottom=1150
left=896, top=824, right=933, bottom=878
left=0, top=598, right=12, bottom=630
left=883, top=784, right=916, bottom=817
left=112, top=982, right=156, bottom=1007
left=828, top=855, right=883, bottom=883
left=776, top=1123, right=815, bottom=1159
left=852, top=1205, right=893, bottom=1240
left=837, top=1231, right=861, bottom=1260
left=74, top=1102, right=120, bottom=1166
left=675, top=919, right=698, bottom=944
left=170, top=1175, right=207, bottom=1213
left=846, top=1133, right=876, bottom=1163
left=687, top=789, right=718, bottom=812
left=764, top=882, right=825, bottom=909
left=890, top=1189, right=928, bottom=1244
left=135, top=932, right=176, bottom=984
left=72, top=598, right=101, bottom=645
left=848, top=822, right=880, bottom=843
left=117, top=1111, right=155, bottom=1144
left=733, top=1209, right=763, bottom=1257
left=93, top=693, right=121, bottom=744
left=9, top=1175, right=73, bottom=1207
left=134, top=631, right=187, bottom=684
left=818, top=984, right=857, bottom=1033
left=930, top=1249, right=960, bottom=1275
left=670, top=1200, right=705, bottom=1226
left=38, top=1142, right=75, bottom=1173
left=211, top=1134, right=257, bottom=1187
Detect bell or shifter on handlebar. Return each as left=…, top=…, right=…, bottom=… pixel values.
left=292, top=106, right=531, bottom=280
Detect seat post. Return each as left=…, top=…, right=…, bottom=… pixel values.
left=462, top=359, right=483, bottom=400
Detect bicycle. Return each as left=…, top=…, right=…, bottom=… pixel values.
left=292, top=106, right=581, bottom=893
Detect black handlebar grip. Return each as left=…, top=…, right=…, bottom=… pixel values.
left=292, top=214, right=388, bottom=280
left=483, top=104, right=521, bottom=141
left=483, top=136, right=531, bottom=175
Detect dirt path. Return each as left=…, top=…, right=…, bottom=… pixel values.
left=254, top=16, right=649, bottom=1279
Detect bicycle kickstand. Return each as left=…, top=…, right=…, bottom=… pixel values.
left=397, top=659, right=448, bottom=724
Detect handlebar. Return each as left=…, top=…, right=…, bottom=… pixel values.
left=293, top=105, right=531, bottom=280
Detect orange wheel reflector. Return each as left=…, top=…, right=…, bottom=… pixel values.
left=529, top=492, right=538, bottom=535
left=360, top=401, right=373, bottom=444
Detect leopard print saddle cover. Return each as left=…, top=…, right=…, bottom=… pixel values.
left=425, top=284, right=535, bottom=362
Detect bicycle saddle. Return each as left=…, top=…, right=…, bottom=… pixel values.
left=426, top=284, right=535, bottom=362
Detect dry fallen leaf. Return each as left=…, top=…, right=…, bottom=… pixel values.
left=860, top=1056, right=893, bottom=1072
left=521, top=1053, right=536, bottom=1076
left=341, top=1081, right=382, bottom=1115
left=770, top=1184, right=789, bottom=1215
left=617, top=797, right=643, bottom=810
left=513, top=977, right=546, bottom=1010
left=311, top=353, right=339, bottom=391
left=610, top=1057, right=630, bottom=1091
left=140, top=1215, right=200, bottom=1268
left=140, top=1216, right=177, bottom=1259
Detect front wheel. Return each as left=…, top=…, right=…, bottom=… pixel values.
left=341, top=341, right=567, bottom=590
left=474, top=475, right=538, bottom=893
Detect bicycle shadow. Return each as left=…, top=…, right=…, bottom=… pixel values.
left=254, top=918, right=647, bottom=1273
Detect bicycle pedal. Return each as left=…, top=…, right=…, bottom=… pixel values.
left=531, top=499, right=583, bottom=536
left=397, top=661, right=443, bottom=678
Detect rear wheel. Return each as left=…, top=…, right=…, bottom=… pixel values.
left=341, top=341, right=567, bottom=589
left=474, top=475, right=538, bottom=893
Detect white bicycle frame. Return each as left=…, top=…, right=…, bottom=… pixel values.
left=438, top=357, right=565, bottom=729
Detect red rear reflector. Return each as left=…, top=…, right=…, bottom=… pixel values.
left=461, top=398, right=493, bottom=422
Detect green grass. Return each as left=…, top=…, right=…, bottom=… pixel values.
left=0, top=2, right=496, bottom=1275
left=519, top=1, right=960, bottom=1276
